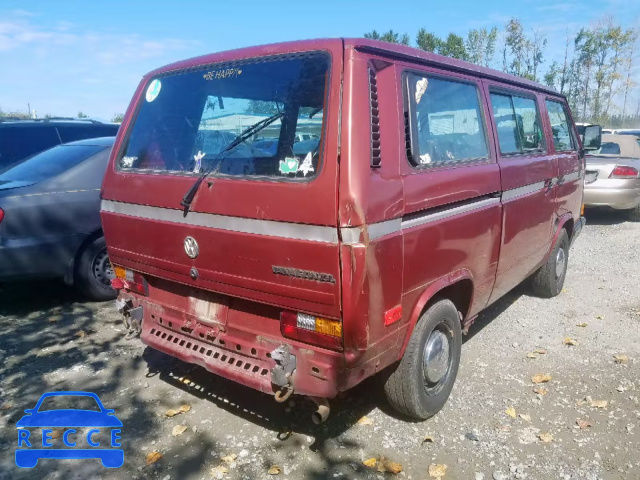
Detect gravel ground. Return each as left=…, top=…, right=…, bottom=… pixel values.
left=0, top=209, right=639, bottom=480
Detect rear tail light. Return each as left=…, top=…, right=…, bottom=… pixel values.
left=0, top=208, right=4, bottom=224
left=280, top=311, right=342, bottom=351
left=111, top=265, right=148, bottom=295
left=610, top=165, right=639, bottom=179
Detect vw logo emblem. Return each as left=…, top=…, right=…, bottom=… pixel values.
left=184, top=236, right=199, bottom=259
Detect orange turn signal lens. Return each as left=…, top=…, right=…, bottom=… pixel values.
left=113, top=265, right=126, bottom=280
left=314, top=318, right=342, bottom=337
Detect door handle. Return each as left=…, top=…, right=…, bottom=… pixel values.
left=544, top=178, right=554, bottom=192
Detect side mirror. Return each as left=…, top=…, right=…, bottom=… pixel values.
left=583, top=125, right=602, bottom=151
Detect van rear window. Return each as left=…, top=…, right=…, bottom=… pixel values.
left=117, top=52, right=329, bottom=180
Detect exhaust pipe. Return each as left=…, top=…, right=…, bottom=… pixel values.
left=309, top=397, right=330, bottom=424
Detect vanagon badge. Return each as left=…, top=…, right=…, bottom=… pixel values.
left=184, top=236, right=199, bottom=259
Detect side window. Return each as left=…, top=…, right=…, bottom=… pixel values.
left=545, top=100, right=575, bottom=151
left=490, top=92, right=544, bottom=155
left=405, top=73, right=488, bottom=166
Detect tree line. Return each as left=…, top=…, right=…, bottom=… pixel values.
left=365, top=17, right=639, bottom=128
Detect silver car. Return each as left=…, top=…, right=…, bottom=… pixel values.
left=584, top=134, right=640, bottom=221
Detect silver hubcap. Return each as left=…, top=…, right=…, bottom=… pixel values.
left=92, top=249, right=114, bottom=287
left=423, top=330, right=450, bottom=384
left=555, top=247, right=566, bottom=279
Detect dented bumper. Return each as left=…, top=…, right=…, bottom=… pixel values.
left=120, top=292, right=347, bottom=399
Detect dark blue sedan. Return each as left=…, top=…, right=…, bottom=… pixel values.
left=0, top=137, right=116, bottom=300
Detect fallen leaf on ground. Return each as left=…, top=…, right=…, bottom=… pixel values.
left=357, top=416, right=374, bottom=425
left=428, top=463, right=447, bottom=478
left=165, top=404, right=191, bottom=417
left=48, top=318, right=58, bottom=323
left=0, top=403, right=12, bottom=410
left=534, top=349, right=548, bottom=354
left=597, top=315, right=604, bottom=319
left=50, top=429, right=64, bottom=439
left=378, top=458, right=403, bottom=474
left=576, top=323, right=588, bottom=327
left=145, top=451, right=163, bottom=465
left=172, top=425, right=188, bottom=437
left=505, top=407, right=517, bottom=418
left=526, top=353, right=537, bottom=359
left=211, top=464, right=229, bottom=477
left=268, top=465, right=282, bottom=475
left=532, top=374, right=552, bottom=384
left=563, top=337, right=578, bottom=346
left=76, top=330, right=86, bottom=338
left=538, top=432, right=554, bottom=443
left=519, top=414, right=531, bottom=422
left=576, top=419, right=592, bottom=429
left=614, top=355, right=629, bottom=364
left=533, top=386, right=548, bottom=395
left=590, top=399, right=608, bottom=409
left=363, top=458, right=377, bottom=468
left=422, top=435, right=435, bottom=444
left=221, top=453, right=237, bottom=464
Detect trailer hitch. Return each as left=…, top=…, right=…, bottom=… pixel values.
left=270, top=345, right=296, bottom=402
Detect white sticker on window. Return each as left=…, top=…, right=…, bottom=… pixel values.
left=415, top=78, right=428, bottom=104
left=297, top=152, right=315, bottom=176
left=419, top=153, right=432, bottom=164
left=146, top=79, right=162, bottom=102
left=120, top=156, right=137, bottom=168
left=193, top=151, right=205, bottom=173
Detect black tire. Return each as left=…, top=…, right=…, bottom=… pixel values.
left=75, top=236, right=117, bottom=301
left=531, top=229, right=569, bottom=298
left=384, top=299, right=462, bottom=420
left=628, top=205, right=640, bottom=222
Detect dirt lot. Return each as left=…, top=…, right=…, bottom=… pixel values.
left=1, top=210, right=639, bottom=480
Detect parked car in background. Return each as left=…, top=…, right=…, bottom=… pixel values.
left=584, top=134, right=640, bottom=221
left=0, top=118, right=118, bottom=171
left=0, top=137, right=116, bottom=300
left=101, top=38, right=596, bottom=422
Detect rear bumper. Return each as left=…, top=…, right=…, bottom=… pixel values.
left=583, top=181, right=640, bottom=209
left=129, top=293, right=347, bottom=398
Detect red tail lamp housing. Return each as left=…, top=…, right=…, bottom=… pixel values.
left=111, top=265, right=148, bottom=295
left=0, top=208, right=4, bottom=225
left=280, top=311, right=343, bottom=351
left=610, top=165, right=639, bottom=179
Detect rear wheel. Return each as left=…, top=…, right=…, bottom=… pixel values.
left=531, top=229, right=569, bottom=298
left=384, top=299, right=462, bottom=420
left=628, top=204, right=640, bottom=222
left=75, top=236, right=117, bottom=301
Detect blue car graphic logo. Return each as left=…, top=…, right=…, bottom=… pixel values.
left=15, top=391, right=123, bottom=468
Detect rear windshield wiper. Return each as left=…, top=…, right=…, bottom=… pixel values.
left=180, top=111, right=285, bottom=213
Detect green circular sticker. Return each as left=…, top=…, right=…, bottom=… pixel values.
left=146, top=79, right=161, bottom=102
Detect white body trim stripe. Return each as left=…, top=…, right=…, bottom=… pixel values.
left=101, top=200, right=339, bottom=244
left=401, top=197, right=500, bottom=230
left=500, top=181, right=545, bottom=202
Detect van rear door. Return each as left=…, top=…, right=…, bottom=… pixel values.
left=101, top=44, right=343, bottom=319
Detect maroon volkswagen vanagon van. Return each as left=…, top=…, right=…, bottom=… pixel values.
left=100, top=39, right=600, bottom=422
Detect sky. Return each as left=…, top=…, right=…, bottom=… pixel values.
left=0, top=0, right=638, bottom=120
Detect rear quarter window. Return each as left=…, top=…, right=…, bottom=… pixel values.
left=0, top=126, right=61, bottom=168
